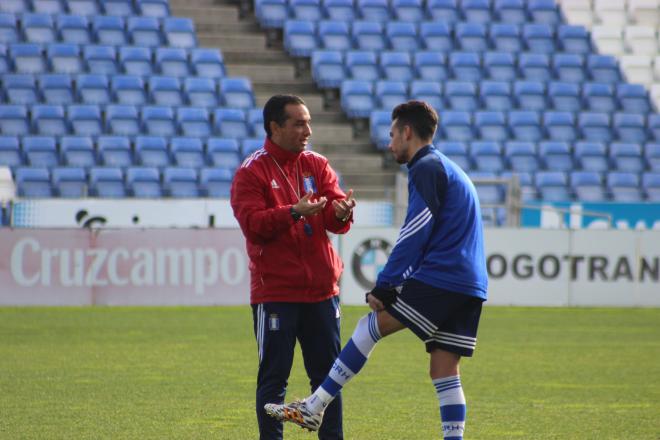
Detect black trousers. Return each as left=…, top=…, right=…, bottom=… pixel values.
left=252, top=297, right=343, bottom=440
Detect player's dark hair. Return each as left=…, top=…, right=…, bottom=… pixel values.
left=263, top=94, right=306, bottom=138
left=391, top=100, right=438, bottom=142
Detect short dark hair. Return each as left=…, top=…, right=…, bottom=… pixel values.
left=263, top=94, right=306, bottom=138
left=391, top=100, right=438, bottom=142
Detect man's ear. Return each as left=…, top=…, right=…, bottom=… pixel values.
left=269, top=120, right=280, bottom=137
left=403, top=124, right=413, bottom=141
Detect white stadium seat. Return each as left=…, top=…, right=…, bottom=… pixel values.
left=625, top=25, right=658, bottom=55
left=628, top=0, right=660, bottom=27
left=621, top=54, right=654, bottom=85
left=595, top=0, right=628, bottom=26
left=592, top=25, right=625, bottom=56
left=559, top=0, right=595, bottom=29
left=650, top=83, right=660, bottom=109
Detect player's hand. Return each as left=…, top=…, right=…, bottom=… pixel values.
left=293, top=191, right=327, bottom=217
left=333, top=188, right=356, bottom=222
left=366, top=293, right=385, bottom=312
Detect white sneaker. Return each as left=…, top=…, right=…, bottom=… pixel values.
left=264, top=400, right=324, bottom=431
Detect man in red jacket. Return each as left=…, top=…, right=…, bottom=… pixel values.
left=230, top=94, right=356, bottom=440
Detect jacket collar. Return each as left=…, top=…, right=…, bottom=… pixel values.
left=407, top=144, right=433, bottom=169
left=264, top=137, right=302, bottom=165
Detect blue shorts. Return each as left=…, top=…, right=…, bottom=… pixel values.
left=385, top=278, right=484, bottom=357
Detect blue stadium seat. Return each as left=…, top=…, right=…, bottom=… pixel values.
left=170, top=136, right=205, bottom=168
left=76, top=74, right=111, bottom=104
left=505, top=141, right=539, bottom=172
left=199, top=167, right=233, bottom=197
left=501, top=170, right=537, bottom=200
left=0, top=104, right=29, bottom=135
left=247, top=108, right=265, bottom=137
left=392, top=0, right=424, bottom=21
left=352, top=21, right=386, bottom=51
left=290, top=0, right=323, bottom=21
left=213, top=108, right=249, bottom=139
left=163, top=167, right=199, bottom=198
left=536, top=171, right=570, bottom=201
left=284, top=20, right=317, bottom=57
left=522, top=23, right=555, bottom=54
left=220, top=77, right=255, bottom=109
left=163, top=17, right=196, bottom=48
left=68, top=104, right=102, bottom=136
left=83, top=45, right=118, bottom=75
left=456, top=22, right=488, bottom=51
left=553, top=53, right=586, bottom=83
left=0, top=45, right=10, bottom=74
left=142, top=105, right=176, bottom=136
left=48, top=43, right=83, bottom=74
left=0, top=13, right=19, bottom=44
left=126, top=166, right=162, bottom=198
left=3, top=74, right=38, bottom=104
left=60, top=135, right=96, bottom=166
left=341, top=80, right=375, bottom=118
left=111, top=75, right=146, bottom=105
left=386, top=21, right=419, bottom=51
left=495, top=0, right=526, bottom=24
left=483, top=52, right=516, bottom=82
left=518, top=53, right=550, bottom=81
left=312, top=50, right=346, bottom=88
left=446, top=81, right=478, bottom=111
left=527, top=0, right=560, bottom=25
left=582, top=82, right=617, bottom=113
left=206, top=137, right=241, bottom=169
left=370, top=110, right=392, bottom=149
left=489, top=23, right=522, bottom=53
left=105, top=104, right=140, bottom=135
left=514, top=81, right=546, bottom=111
left=426, top=0, right=458, bottom=22
left=509, top=110, right=542, bottom=142
left=23, top=135, right=59, bottom=167
left=419, top=22, right=453, bottom=52
left=439, top=111, right=473, bottom=141
left=184, top=77, right=219, bottom=107
left=614, top=113, right=647, bottom=144
left=409, top=80, right=443, bottom=110
left=587, top=55, right=621, bottom=84
left=380, top=51, right=413, bottom=81
left=0, top=135, right=23, bottom=167
left=413, top=51, right=448, bottom=81
left=557, top=25, right=591, bottom=54
left=578, top=113, right=612, bottom=143
left=148, top=75, right=183, bottom=106
left=449, top=51, right=481, bottom=81
left=68, top=0, right=100, bottom=16
left=190, top=48, right=226, bottom=78
left=177, top=107, right=211, bottom=138
left=470, top=172, right=505, bottom=211
left=15, top=167, right=53, bottom=197
left=127, top=16, right=162, bottom=47
left=318, top=20, right=351, bottom=51
left=616, top=84, right=652, bottom=114
left=103, top=0, right=135, bottom=16
left=539, top=141, right=572, bottom=171
left=475, top=111, right=508, bottom=142
left=52, top=166, right=86, bottom=198
left=642, top=172, right=660, bottom=200
left=32, top=104, right=68, bottom=135
left=135, top=135, right=170, bottom=167
left=93, top=15, right=127, bottom=46
left=436, top=140, right=471, bottom=170
left=1, top=0, right=30, bottom=14
left=548, top=81, right=580, bottom=112
left=137, top=0, right=170, bottom=17
left=155, top=47, right=190, bottom=77
left=119, top=46, right=153, bottom=76
left=575, top=141, right=609, bottom=172
left=461, top=0, right=492, bottom=24
left=256, top=0, right=288, bottom=29
left=39, top=74, right=74, bottom=105
left=648, top=115, right=660, bottom=143
left=357, top=0, right=391, bottom=22
left=346, top=50, right=380, bottom=81
left=10, top=43, right=46, bottom=73
left=242, top=137, right=264, bottom=158
left=375, top=80, right=407, bottom=110
left=97, top=135, right=132, bottom=166
left=89, top=166, right=126, bottom=198
left=544, top=111, right=576, bottom=142
left=22, top=13, right=56, bottom=44
left=607, top=171, right=642, bottom=202
left=570, top=170, right=607, bottom=202
left=480, top=81, right=513, bottom=111
left=323, top=0, right=356, bottom=21
left=471, top=140, right=505, bottom=172
left=610, top=142, right=644, bottom=173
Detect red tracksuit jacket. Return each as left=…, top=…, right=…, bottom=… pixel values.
left=230, top=138, right=352, bottom=304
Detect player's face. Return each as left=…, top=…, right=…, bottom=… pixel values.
left=388, top=120, right=409, bottom=164
left=271, top=104, right=312, bottom=153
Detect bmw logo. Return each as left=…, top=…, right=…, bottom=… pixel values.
left=351, top=238, right=393, bottom=290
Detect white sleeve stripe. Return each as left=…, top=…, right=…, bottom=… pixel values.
left=395, top=210, right=433, bottom=245
left=399, top=207, right=431, bottom=236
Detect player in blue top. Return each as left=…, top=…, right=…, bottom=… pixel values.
left=265, top=101, right=488, bottom=440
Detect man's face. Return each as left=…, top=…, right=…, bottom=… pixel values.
left=388, top=119, right=409, bottom=164
left=271, top=104, right=312, bottom=153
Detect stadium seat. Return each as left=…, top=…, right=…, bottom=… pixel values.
left=426, top=0, right=459, bottom=22
left=591, top=25, right=625, bottom=57
left=10, top=43, right=46, bottom=73
left=126, top=166, right=162, bottom=198
left=103, top=0, right=135, bottom=16
left=68, top=104, right=102, bottom=136
left=3, top=74, right=38, bottom=104
left=501, top=170, right=537, bottom=200
left=462, top=0, right=491, bottom=24
left=629, top=0, right=660, bottom=27
left=392, top=0, right=424, bottom=21
left=642, top=171, right=660, bottom=200
left=290, top=0, right=323, bottom=21
left=436, top=141, right=471, bottom=170
left=543, top=111, right=577, bottom=142
left=247, top=108, right=265, bottom=137
left=446, top=81, right=478, bottom=111
left=483, top=52, right=517, bottom=82
left=370, top=110, right=392, bottom=149
left=32, top=104, right=68, bottom=136
left=97, top=136, right=132, bottom=167
left=474, top=112, right=508, bottom=142
left=199, top=167, right=233, bottom=197
left=346, top=51, right=380, bottom=81
left=92, top=15, right=128, bottom=46
left=375, top=80, right=408, bottom=110
left=137, top=0, right=170, bottom=17
left=479, top=81, right=513, bottom=111
left=105, top=104, right=140, bottom=136
left=323, top=0, right=356, bottom=21
left=414, top=51, right=448, bottom=81
left=76, top=74, right=111, bottom=105
left=213, top=108, right=249, bottom=139
left=170, top=137, right=205, bottom=168
left=539, top=141, right=573, bottom=171
left=357, top=0, right=391, bottom=21
left=570, top=171, right=607, bottom=202
left=575, top=141, right=609, bottom=172
left=284, top=20, right=317, bottom=57
left=89, top=166, right=126, bottom=198
left=578, top=113, right=612, bottom=143
left=184, top=77, right=219, bottom=107
left=386, top=21, right=419, bottom=52
left=68, top=0, right=100, bottom=16
left=518, top=53, right=551, bottom=81
left=23, top=135, right=59, bottom=167
left=561, top=0, right=593, bottom=28
left=528, top=0, right=560, bottom=24
left=610, top=142, right=644, bottom=172
left=127, top=16, right=162, bottom=47
left=456, top=22, right=488, bottom=52
left=514, top=81, right=546, bottom=111
left=624, top=25, right=658, bottom=56
left=206, top=137, right=241, bottom=169
left=494, top=0, right=526, bottom=25
left=471, top=141, right=505, bottom=172
left=60, top=135, right=96, bottom=167
left=242, top=137, right=264, bottom=158
left=620, top=55, right=653, bottom=86
left=341, top=80, right=375, bottom=118
left=608, top=171, right=642, bottom=201
left=190, top=48, right=226, bottom=78
left=587, top=55, right=622, bottom=84
left=255, top=0, right=288, bottom=29
left=163, top=167, right=199, bottom=198
left=312, top=50, right=346, bottom=88
left=490, top=23, right=522, bottom=53
left=613, top=113, right=647, bottom=144
left=15, top=166, right=52, bottom=197
left=380, top=51, right=414, bottom=81
left=0, top=13, right=19, bottom=44
left=142, top=105, right=176, bottom=137
left=352, top=21, right=386, bottom=51
left=163, top=17, right=196, bottom=48
left=155, top=47, right=191, bottom=77
left=148, top=75, right=183, bottom=106
left=48, top=44, right=83, bottom=74
left=0, top=104, right=29, bottom=135
left=318, top=20, right=351, bottom=51
left=112, top=75, right=147, bottom=105
left=177, top=107, right=211, bottom=138
left=505, top=141, right=539, bottom=172
left=548, top=82, right=581, bottom=112
left=645, top=141, right=660, bottom=171
left=617, top=84, right=652, bottom=114
left=582, top=82, right=617, bottom=113
left=509, top=111, right=542, bottom=142
left=52, top=166, right=86, bottom=198
left=469, top=171, right=504, bottom=208
left=557, top=25, right=591, bottom=54
left=83, top=45, right=118, bottom=75
left=535, top=171, right=570, bottom=201
left=439, top=111, right=473, bottom=142
left=0, top=135, right=23, bottom=167
left=523, top=24, right=555, bottom=54
left=409, top=80, right=443, bottom=111
left=449, top=51, right=481, bottom=82
left=22, top=13, right=56, bottom=44
left=135, top=135, right=170, bottom=167
left=0, top=0, right=29, bottom=14
left=119, top=46, right=153, bottom=76
left=419, top=22, right=453, bottom=52
left=553, top=54, right=586, bottom=83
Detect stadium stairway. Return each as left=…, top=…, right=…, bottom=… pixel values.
left=168, top=0, right=397, bottom=199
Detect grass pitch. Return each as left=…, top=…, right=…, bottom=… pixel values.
left=0, top=306, right=659, bottom=439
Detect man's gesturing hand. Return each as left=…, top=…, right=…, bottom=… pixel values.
left=293, top=191, right=327, bottom=217
left=333, top=188, right=356, bottom=222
